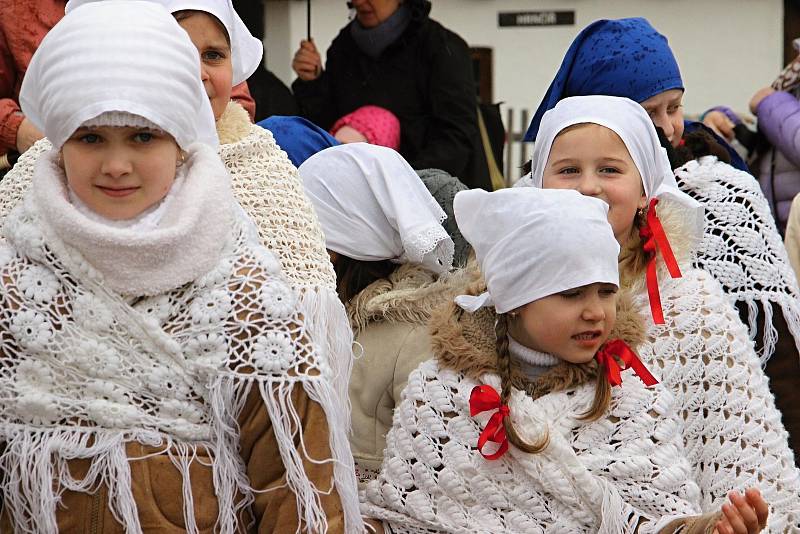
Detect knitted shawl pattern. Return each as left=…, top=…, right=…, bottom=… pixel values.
left=363, top=199, right=800, bottom=533
left=674, top=156, right=800, bottom=363
left=0, top=101, right=355, bottom=426
left=360, top=270, right=705, bottom=533
left=0, top=145, right=361, bottom=534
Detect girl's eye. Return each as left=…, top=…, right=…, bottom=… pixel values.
left=667, top=105, right=680, bottom=114
left=599, top=287, right=618, bottom=297
left=560, top=290, right=581, bottom=299
left=133, top=132, right=153, bottom=143
left=558, top=167, right=579, bottom=175
left=599, top=167, right=620, bottom=174
left=79, top=133, right=101, bottom=144
left=203, top=50, right=225, bottom=62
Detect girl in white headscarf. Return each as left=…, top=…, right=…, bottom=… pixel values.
left=299, top=143, right=457, bottom=495
left=0, top=2, right=361, bottom=532
left=0, top=0, right=356, bottom=462
left=524, top=95, right=799, bottom=531
left=361, top=186, right=767, bottom=533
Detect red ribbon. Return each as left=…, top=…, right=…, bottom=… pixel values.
left=639, top=197, right=682, bottom=325
left=595, top=339, right=658, bottom=387
left=469, top=385, right=510, bottom=460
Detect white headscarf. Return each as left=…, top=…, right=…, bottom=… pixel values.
left=300, top=143, right=454, bottom=274
left=454, top=188, right=619, bottom=314
left=23, top=0, right=218, bottom=150
left=526, top=95, right=702, bottom=234
left=67, top=0, right=264, bottom=86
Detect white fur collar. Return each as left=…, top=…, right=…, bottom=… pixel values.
left=15, top=143, right=235, bottom=296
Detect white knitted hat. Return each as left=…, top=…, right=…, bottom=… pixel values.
left=22, top=0, right=218, bottom=150
left=66, top=0, right=263, bottom=86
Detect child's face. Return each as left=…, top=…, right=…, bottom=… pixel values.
left=541, top=124, right=647, bottom=244
left=61, top=126, right=181, bottom=220
left=509, top=283, right=618, bottom=363
left=640, top=89, right=685, bottom=147
left=177, top=12, right=233, bottom=121
left=333, top=125, right=368, bottom=144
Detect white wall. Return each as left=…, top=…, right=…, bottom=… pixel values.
left=264, top=0, right=783, bottom=179
left=266, top=0, right=783, bottom=116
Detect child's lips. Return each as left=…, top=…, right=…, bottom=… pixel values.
left=96, top=185, right=139, bottom=198
left=572, top=330, right=603, bottom=347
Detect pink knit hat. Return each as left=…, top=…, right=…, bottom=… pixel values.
left=330, top=105, right=401, bottom=150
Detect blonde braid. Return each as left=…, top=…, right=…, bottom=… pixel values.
left=496, top=312, right=549, bottom=454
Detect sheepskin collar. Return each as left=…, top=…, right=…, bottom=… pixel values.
left=346, top=263, right=465, bottom=334
left=216, top=101, right=253, bottom=145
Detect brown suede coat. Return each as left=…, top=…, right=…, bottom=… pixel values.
left=0, top=103, right=345, bottom=533
left=0, top=384, right=344, bottom=533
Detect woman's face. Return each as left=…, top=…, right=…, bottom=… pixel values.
left=640, top=89, right=685, bottom=147
left=177, top=12, right=233, bottom=121
left=541, top=124, right=647, bottom=244
left=350, top=0, right=402, bottom=28
left=62, top=126, right=181, bottom=220
left=509, top=283, right=618, bottom=363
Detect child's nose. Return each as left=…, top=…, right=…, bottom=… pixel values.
left=581, top=298, right=605, bottom=321
left=576, top=175, right=603, bottom=197
left=101, top=152, right=133, bottom=178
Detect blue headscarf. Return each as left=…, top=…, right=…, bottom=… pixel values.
left=258, top=116, right=339, bottom=167
left=524, top=18, right=683, bottom=142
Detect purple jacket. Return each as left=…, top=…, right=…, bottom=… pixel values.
left=755, top=90, right=800, bottom=233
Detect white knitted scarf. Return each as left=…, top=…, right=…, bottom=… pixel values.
left=0, top=100, right=356, bottom=434
left=0, top=144, right=361, bottom=533
left=675, top=156, right=800, bottom=364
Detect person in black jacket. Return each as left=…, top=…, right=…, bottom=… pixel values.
left=291, top=0, right=491, bottom=190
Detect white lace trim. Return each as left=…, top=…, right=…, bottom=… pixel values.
left=675, top=156, right=800, bottom=363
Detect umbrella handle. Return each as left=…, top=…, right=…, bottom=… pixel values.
left=307, top=0, right=311, bottom=40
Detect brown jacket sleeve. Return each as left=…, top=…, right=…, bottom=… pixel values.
left=237, top=382, right=345, bottom=533
left=655, top=511, right=723, bottom=534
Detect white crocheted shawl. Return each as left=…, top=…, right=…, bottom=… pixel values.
left=362, top=360, right=702, bottom=534
left=364, top=198, right=800, bottom=533
left=675, top=156, right=800, bottom=363
left=0, top=140, right=362, bottom=533
left=0, top=100, right=355, bottom=428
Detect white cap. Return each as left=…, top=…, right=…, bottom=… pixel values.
left=23, top=0, right=218, bottom=150
left=300, top=143, right=454, bottom=274
left=527, top=95, right=703, bottom=238
left=454, top=188, right=620, bottom=314
left=66, top=0, right=264, bottom=85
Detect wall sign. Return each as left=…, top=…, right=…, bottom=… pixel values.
left=498, top=10, right=575, bottom=28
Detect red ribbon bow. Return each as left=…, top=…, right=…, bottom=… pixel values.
left=639, top=197, right=682, bottom=325
left=469, top=385, right=510, bottom=460
left=595, top=339, right=658, bottom=387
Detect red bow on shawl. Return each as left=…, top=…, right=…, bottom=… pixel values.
left=595, top=339, right=658, bottom=387
left=639, top=197, right=682, bottom=325
left=469, top=385, right=510, bottom=460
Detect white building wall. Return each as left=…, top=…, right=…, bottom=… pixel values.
left=264, top=0, right=783, bottom=179
left=266, top=0, right=783, bottom=117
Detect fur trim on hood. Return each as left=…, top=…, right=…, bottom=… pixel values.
left=216, top=101, right=252, bottom=145
left=347, top=263, right=469, bottom=335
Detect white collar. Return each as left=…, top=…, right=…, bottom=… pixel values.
left=508, top=335, right=560, bottom=380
